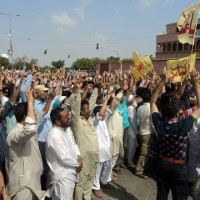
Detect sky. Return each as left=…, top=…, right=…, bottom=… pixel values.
left=0, top=0, right=199, bottom=67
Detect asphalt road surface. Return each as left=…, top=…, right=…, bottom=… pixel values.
left=92, top=167, right=193, bottom=200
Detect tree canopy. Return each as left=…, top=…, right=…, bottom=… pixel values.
left=51, top=60, right=64, bottom=69
left=106, top=56, right=120, bottom=61
left=71, top=57, right=102, bottom=71
left=0, top=56, right=10, bottom=68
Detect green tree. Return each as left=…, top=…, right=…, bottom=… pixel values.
left=106, top=56, right=119, bottom=62
left=39, top=66, right=49, bottom=73
left=30, top=58, right=38, bottom=65
left=0, top=56, right=10, bottom=68
left=71, top=57, right=103, bottom=71
left=51, top=60, right=64, bottom=69
left=13, top=57, right=32, bottom=70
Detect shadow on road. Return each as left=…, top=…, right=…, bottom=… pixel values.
left=102, top=181, right=139, bottom=200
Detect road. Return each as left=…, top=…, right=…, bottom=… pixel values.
left=92, top=167, right=193, bottom=200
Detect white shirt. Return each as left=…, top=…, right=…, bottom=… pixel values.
left=93, top=110, right=112, bottom=162
left=137, top=102, right=152, bottom=135
left=46, top=126, right=80, bottom=173
left=128, top=105, right=138, bottom=140
left=1, top=95, right=8, bottom=107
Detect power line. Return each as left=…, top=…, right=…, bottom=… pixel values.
left=12, top=35, right=156, bottom=44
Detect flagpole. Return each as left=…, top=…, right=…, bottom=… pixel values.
left=191, top=15, right=199, bottom=55
left=47, top=53, right=50, bottom=71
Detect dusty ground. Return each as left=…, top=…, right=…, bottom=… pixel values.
left=91, top=167, right=193, bottom=200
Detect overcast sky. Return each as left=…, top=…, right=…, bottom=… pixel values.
left=0, top=0, right=198, bottom=67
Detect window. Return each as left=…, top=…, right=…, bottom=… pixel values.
left=183, top=43, right=189, bottom=51
left=167, top=43, right=171, bottom=51
left=172, top=43, right=177, bottom=51
left=163, top=44, right=166, bottom=52
left=196, top=40, right=200, bottom=49
left=178, top=43, right=183, bottom=51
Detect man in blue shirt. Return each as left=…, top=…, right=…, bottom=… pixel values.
left=33, top=84, right=56, bottom=190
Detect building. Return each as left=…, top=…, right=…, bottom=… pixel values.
left=95, top=59, right=132, bottom=75
left=96, top=20, right=200, bottom=74
left=155, top=20, right=200, bottom=73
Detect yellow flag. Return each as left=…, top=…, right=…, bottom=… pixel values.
left=166, top=53, right=196, bottom=82
left=132, top=53, right=153, bottom=79
left=130, top=65, right=143, bottom=80
left=177, top=2, right=200, bottom=45
left=143, top=55, right=153, bottom=69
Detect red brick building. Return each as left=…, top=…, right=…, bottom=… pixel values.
left=96, top=20, right=200, bottom=74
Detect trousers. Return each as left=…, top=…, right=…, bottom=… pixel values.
left=156, top=158, right=189, bottom=200
left=135, top=134, right=153, bottom=174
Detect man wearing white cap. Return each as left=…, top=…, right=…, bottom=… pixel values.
left=126, top=95, right=138, bottom=166
left=33, top=85, right=56, bottom=190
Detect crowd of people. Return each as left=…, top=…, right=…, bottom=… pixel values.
left=0, top=65, right=200, bottom=200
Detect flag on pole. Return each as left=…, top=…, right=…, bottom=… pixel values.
left=177, top=2, right=200, bottom=45
left=166, top=53, right=196, bottom=82
left=130, top=53, right=153, bottom=80
left=143, top=55, right=153, bottom=69
left=44, top=49, right=48, bottom=54
left=130, top=66, right=143, bottom=80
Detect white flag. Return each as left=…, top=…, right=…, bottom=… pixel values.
left=177, top=2, right=200, bottom=45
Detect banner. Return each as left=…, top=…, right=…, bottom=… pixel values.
left=177, top=2, right=200, bottom=45
left=166, top=53, right=196, bottom=82
left=130, top=53, right=153, bottom=80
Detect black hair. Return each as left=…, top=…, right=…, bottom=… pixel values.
left=3, top=86, right=12, bottom=98
left=140, top=88, right=151, bottom=102
left=96, top=94, right=103, bottom=104
left=14, top=102, right=28, bottom=123
left=115, top=88, right=122, bottom=96
left=82, top=81, right=88, bottom=88
left=81, top=100, right=89, bottom=111
left=159, top=92, right=174, bottom=111
left=136, top=87, right=144, bottom=97
left=62, top=90, right=72, bottom=98
left=87, top=80, right=94, bottom=86
left=50, top=107, right=64, bottom=125
left=161, top=100, right=183, bottom=120
left=93, top=106, right=101, bottom=116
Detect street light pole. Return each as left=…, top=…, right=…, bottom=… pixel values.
left=0, top=12, right=20, bottom=69
left=96, top=43, right=122, bottom=71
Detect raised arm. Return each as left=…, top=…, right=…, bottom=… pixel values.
left=21, top=65, right=39, bottom=102
left=150, top=74, right=168, bottom=113
left=11, top=88, right=37, bottom=144
left=70, top=80, right=82, bottom=128
left=81, top=84, right=89, bottom=101
left=89, top=87, right=98, bottom=114
left=99, top=94, right=111, bottom=117
left=190, top=71, right=200, bottom=119
left=175, top=77, right=187, bottom=100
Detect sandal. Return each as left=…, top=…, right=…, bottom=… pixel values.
left=113, top=168, right=122, bottom=174
left=111, top=175, right=118, bottom=181
left=101, top=182, right=115, bottom=189
left=136, top=173, right=148, bottom=179
left=92, top=189, right=103, bottom=198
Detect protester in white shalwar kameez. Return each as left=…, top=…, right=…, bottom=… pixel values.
left=126, top=95, right=138, bottom=165
left=46, top=107, right=82, bottom=200
left=92, top=94, right=115, bottom=198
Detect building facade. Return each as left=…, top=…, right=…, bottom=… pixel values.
left=96, top=20, right=200, bottom=74
left=155, top=20, right=200, bottom=73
